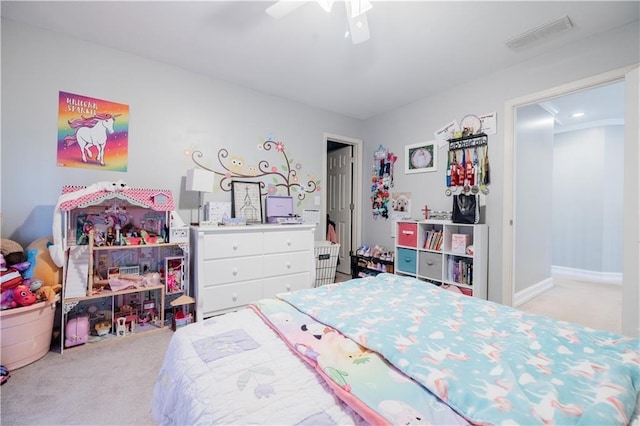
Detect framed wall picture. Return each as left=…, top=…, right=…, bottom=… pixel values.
left=231, top=180, right=263, bottom=223
left=405, top=140, right=437, bottom=174
left=164, top=256, right=184, bottom=294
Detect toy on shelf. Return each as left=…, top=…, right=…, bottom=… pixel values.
left=138, top=299, right=158, bottom=325
left=95, top=321, right=111, bottom=336
left=115, top=317, right=127, bottom=337
left=170, top=294, right=195, bottom=331
left=65, top=315, right=90, bottom=347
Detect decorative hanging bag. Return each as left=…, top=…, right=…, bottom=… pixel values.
left=452, top=194, right=479, bottom=224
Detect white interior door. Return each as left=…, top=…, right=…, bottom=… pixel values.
left=328, top=145, right=352, bottom=274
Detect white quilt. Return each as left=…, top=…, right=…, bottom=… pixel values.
left=151, top=308, right=366, bottom=425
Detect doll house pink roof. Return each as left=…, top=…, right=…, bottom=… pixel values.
left=59, top=185, right=175, bottom=211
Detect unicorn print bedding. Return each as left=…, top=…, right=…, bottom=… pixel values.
left=152, top=273, right=640, bottom=425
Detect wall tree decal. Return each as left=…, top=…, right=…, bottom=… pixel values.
left=190, top=139, right=320, bottom=204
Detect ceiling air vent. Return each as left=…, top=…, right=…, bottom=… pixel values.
left=505, top=15, right=573, bottom=50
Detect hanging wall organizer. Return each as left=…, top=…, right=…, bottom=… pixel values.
left=370, top=145, right=397, bottom=220
left=446, top=133, right=490, bottom=196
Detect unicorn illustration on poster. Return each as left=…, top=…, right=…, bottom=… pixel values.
left=57, top=91, right=129, bottom=172
left=64, top=113, right=119, bottom=165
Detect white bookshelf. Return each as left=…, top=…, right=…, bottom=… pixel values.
left=395, top=220, right=488, bottom=299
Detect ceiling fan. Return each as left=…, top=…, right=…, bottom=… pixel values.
left=265, top=0, right=372, bottom=44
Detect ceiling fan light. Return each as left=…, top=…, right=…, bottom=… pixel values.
left=350, top=0, right=372, bottom=18
left=317, top=0, right=334, bottom=13
left=348, top=17, right=369, bottom=43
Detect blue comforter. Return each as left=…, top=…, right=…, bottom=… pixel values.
left=279, top=273, right=640, bottom=425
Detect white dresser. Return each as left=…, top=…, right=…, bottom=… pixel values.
left=191, top=224, right=316, bottom=321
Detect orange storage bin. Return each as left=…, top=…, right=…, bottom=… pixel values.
left=397, top=222, right=418, bottom=247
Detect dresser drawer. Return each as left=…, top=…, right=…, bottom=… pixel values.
left=203, top=256, right=262, bottom=285
left=396, top=248, right=417, bottom=274
left=263, top=272, right=311, bottom=297
left=203, top=232, right=263, bottom=259
left=200, top=280, right=262, bottom=315
left=418, top=251, right=442, bottom=280
left=263, top=251, right=311, bottom=277
left=263, top=229, right=312, bottom=254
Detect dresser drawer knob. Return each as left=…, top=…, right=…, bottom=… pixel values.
left=232, top=293, right=238, bottom=301
left=286, top=262, right=291, bottom=269
left=286, top=284, right=291, bottom=291
left=232, top=268, right=238, bottom=275
left=232, top=243, right=238, bottom=250
left=286, top=239, right=292, bottom=246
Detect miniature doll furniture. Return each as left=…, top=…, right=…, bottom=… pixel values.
left=64, top=315, right=89, bottom=348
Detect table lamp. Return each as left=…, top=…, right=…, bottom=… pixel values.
left=185, top=168, right=216, bottom=225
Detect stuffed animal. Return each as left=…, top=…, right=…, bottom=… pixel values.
left=25, top=238, right=61, bottom=288
left=1, top=289, right=16, bottom=310
left=1, top=266, right=23, bottom=291
left=0, top=239, right=26, bottom=269
left=25, top=279, right=42, bottom=292
left=22, top=249, right=37, bottom=279
left=12, top=284, right=37, bottom=307
left=35, top=284, right=61, bottom=304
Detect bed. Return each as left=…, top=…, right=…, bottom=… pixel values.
left=152, top=273, right=640, bottom=425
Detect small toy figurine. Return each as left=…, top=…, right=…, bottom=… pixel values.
left=166, top=268, right=179, bottom=293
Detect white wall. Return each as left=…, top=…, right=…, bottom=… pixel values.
left=2, top=19, right=639, bottom=307
left=0, top=19, right=363, bottom=246
left=552, top=125, right=624, bottom=274
left=515, top=104, right=554, bottom=294
left=362, top=21, right=639, bottom=303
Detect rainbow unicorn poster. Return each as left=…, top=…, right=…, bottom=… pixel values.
left=57, top=91, right=129, bottom=171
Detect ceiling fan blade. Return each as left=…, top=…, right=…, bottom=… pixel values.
left=345, top=2, right=370, bottom=44
left=265, top=1, right=306, bottom=19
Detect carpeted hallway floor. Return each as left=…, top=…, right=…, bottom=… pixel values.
left=518, top=275, right=622, bottom=334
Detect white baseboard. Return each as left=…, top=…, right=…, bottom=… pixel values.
left=552, top=265, right=622, bottom=285
left=513, top=277, right=553, bottom=308
left=513, top=267, right=622, bottom=308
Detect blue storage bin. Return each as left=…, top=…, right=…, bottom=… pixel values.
left=396, top=248, right=417, bottom=274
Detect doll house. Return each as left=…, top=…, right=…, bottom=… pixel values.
left=56, top=184, right=189, bottom=351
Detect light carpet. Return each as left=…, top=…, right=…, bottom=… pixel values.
left=518, top=276, right=622, bottom=334
left=1, top=328, right=173, bottom=425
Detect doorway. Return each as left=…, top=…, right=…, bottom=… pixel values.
left=502, top=65, right=640, bottom=337
left=512, top=82, right=624, bottom=333
left=323, top=134, right=363, bottom=276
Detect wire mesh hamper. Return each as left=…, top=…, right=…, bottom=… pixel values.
left=314, top=241, right=340, bottom=287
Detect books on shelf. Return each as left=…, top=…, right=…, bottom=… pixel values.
left=423, top=229, right=443, bottom=251
left=447, top=257, right=473, bottom=285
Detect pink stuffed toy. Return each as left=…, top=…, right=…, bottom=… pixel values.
left=12, top=284, right=36, bottom=307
